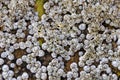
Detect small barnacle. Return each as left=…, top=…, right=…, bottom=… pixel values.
left=8, top=0, right=17, bottom=10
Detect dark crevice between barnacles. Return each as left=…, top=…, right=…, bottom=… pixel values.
left=67, top=36, right=72, bottom=41
left=0, top=58, right=13, bottom=74
left=66, top=11, right=71, bottom=15
left=98, top=30, right=104, bottom=34
left=91, top=59, right=100, bottom=68
left=100, top=71, right=108, bottom=76
left=16, top=38, right=26, bottom=43
left=14, top=15, right=25, bottom=23
left=112, top=41, right=118, bottom=52
left=16, top=30, right=29, bottom=43
left=12, top=49, right=35, bottom=78
left=75, top=23, right=80, bottom=28
left=36, top=50, right=52, bottom=66
left=108, top=61, right=120, bottom=77
left=13, top=61, right=36, bottom=80
left=80, top=47, right=86, bottom=54
left=76, top=7, right=81, bottom=14
left=14, top=49, right=27, bottom=58
left=0, top=56, right=35, bottom=79
left=0, top=48, right=4, bottom=54
left=61, top=12, right=65, bottom=16
left=75, top=21, right=83, bottom=27
left=0, top=26, right=4, bottom=31
left=25, top=20, right=31, bottom=27
left=64, top=51, right=80, bottom=72
left=102, top=21, right=119, bottom=30
left=81, top=24, right=88, bottom=35
left=10, top=29, right=17, bottom=34
left=94, top=45, right=98, bottom=52
left=14, top=17, right=19, bottom=23
left=61, top=76, right=67, bottom=80
left=25, top=30, right=29, bottom=39
left=64, top=45, right=70, bottom=51
left=64, top=50, right=82, bottom=78
left=102, top=39, right=107, bottom=44
left=46, top=18, right=53, bottom=23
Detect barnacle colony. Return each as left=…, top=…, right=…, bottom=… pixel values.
left=0, top=0, right=120, bottom=80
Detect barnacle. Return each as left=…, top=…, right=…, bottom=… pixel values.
left=1, top=0, right=120, bottom=80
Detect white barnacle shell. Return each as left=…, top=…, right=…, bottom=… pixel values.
left=8, top=0, right=17, bottom=10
